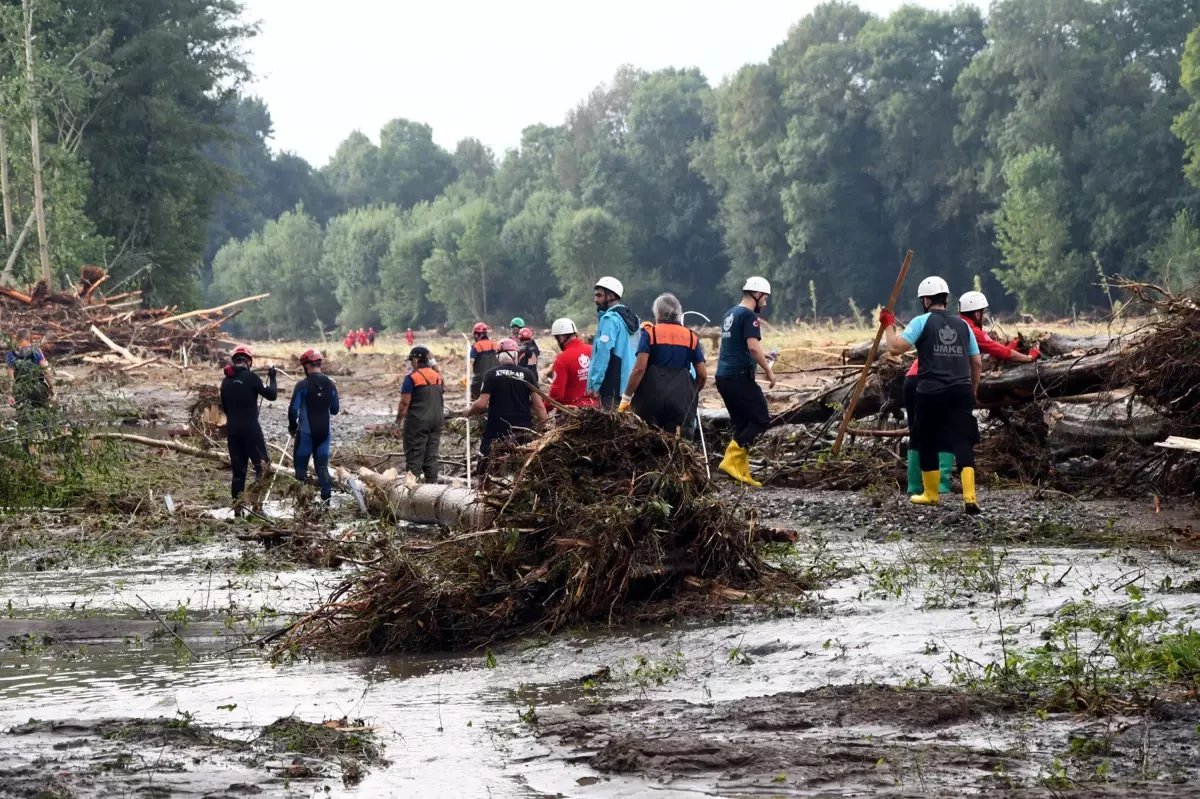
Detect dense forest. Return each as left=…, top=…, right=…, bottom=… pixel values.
left=4, top=1, right=1200, bottom=337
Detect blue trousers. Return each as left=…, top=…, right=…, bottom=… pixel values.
left=294, top=434, right=332, bottom=500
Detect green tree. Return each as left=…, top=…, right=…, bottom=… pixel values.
left=547, top=206, right=629, bottom=322
left=322, top=206, right=399, bottom=330
left=992, top=146, right=1086, bottom=314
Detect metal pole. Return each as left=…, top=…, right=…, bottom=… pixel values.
left=262, top=434, right=292, bottom=505
left=832, top=249, right=914, bottom=455
left=463, top=335, right=473, bottom=483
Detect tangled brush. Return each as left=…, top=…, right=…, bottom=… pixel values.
left=277, top=411, right=773, bottom=656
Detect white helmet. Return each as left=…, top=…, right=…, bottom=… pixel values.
left=595, top=276, right=624, bottom=299
left=917, top=276, right=950, bottom=298
left=551, top=318, right=577, bottom=336
left=743, top=276, right=772, bottom=295
left=958, top=291, right=988, bottom=313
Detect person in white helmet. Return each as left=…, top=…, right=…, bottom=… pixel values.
left=587, top=276, right=640, bottom=409
left=882, top=276, right=983, bottom=514
left=548, top=318, right=597, bottom=409
left=715, top=276, right=777, bottom=487
left=956, top=291, right=1040, bottom=364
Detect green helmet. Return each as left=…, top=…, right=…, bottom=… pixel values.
left=510, top=317, right=525, bottom=328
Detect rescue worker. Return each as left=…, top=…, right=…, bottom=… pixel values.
left=510, top=317, right=525, bottom=340
left=288, top=349, right=340, bottom=502
left=548, top=318, right=597, bottom=409
left=716, top=277, right=776, bottom=487
left=517, top=327, right=540, bottom=382
left=344, top=331, right=355, bottom=353
left=883, top=277, right=983, bottom=514
left=901, top=290, right=1041, bottom=495
left=368, top=327, right=376, bottom=348
left=621, top=293, right=707, bottom=434
left=465, top=339, right=547, bottom=477
left=356, top=328, right=368, bottom=349
left=469, top=322, right=500, bottom=400
left=586, top=276, right=639, bottom=409
left=7, top=329, right=54, bottom=412
left=219, top=345, right=277, bottom=506
left=405, top=328, right=415, bottom=347
left=395, top=346, right=444, bottom=483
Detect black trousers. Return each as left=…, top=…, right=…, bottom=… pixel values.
left=914, top=384, right=978, bottom=472
left=227, top=424, right=268, bottom=500
left=905, top=375, right=954, bottom=455
left=716, top=373, right=770, bottom=448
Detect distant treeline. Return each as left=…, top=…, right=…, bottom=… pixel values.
left=5, top=1, right=1200, bottom=337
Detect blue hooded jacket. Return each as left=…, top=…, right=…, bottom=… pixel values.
left=587, top=303, right=639, bottom=404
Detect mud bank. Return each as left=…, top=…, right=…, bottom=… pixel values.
left=533, top=684, right=1200, bottom=796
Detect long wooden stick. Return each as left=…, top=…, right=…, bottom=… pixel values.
left=90, top=324, right=138, bottom=363
left=831, top=249, right=914, bottom=455
left=152, top=293, right=270, bottom=326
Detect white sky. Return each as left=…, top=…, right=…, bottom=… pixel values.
left=241, top=0, right=981, bottom=168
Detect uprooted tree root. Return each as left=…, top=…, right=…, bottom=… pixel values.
left=276, top=411, right=790, bottom=656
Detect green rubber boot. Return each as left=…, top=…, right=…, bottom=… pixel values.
left=906, top=449, right=922, bottom=495
left=938, top=452, right=955, bottom=494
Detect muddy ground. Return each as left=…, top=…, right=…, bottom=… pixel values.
left=1, top=340, right=1200, bottom=797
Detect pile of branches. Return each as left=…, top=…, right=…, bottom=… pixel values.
left=1, top=265, right=263, bottom=363
left=1114, top=282, right=1200, bottom=435
left=278, top=411, right=772, bottom=655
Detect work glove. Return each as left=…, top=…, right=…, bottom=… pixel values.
left=1028, top=348, right=1041, bottom=361
left=879, top=309, right=895, bottom=328
left=288, top=422, right=298, bottom=435
left=267, top=366, right=277, bottom=381
left=618, top=394, right=632, bottom=413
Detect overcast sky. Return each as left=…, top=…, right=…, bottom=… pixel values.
left=241, top=0, right=981, bottom=168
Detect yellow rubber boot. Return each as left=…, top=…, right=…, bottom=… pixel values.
left=738, top=445, right=763, bottom=488
left=718, top=440, right=740, bottom=480
left=910, top=470, right=941, bottom=506
left=962, top=467, right=981, bottom=515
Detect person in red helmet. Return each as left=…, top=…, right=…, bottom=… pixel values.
left=219, top=345, right=277, bottom=508
left=356, top=329, right=368, bottom=349
left=469, top=322, right=499, bottom=400
left=344, top=331, right=354, bottom=353
left=547, top=318, right=597, bottom=409
left=288, top=349, right=340, bottom=502
left=516, top=327, right=540, bottom=382
left=405, top=328, right=414, bottom=347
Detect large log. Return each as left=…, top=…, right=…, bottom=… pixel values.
left=1044, top=399, right=1165, bottom=450
left=1039, top=332, right=1127, bottom=357
left=842, top=340, right=887, bottom=364
left=770, top=373, right=889, bottom=426
left=975, top=352, right=1120, bottom=408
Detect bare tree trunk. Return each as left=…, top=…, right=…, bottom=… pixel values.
left=22, top=0, right=52, bottom=286
left=0, top=121, right=12, bottom=243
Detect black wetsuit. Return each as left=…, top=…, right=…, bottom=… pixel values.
left=220, top=365, right=277, bottom=500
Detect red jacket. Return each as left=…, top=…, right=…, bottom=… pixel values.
left=906, top=314, right=1016, bottom=377
left=549, top=338, right=598, bottom=408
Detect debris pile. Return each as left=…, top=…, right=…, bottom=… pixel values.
left=763, top=282, right=1200, bottom=496
left=278, top=411, right=771, bottom=655
left=1, top=266, right=267, bottom=364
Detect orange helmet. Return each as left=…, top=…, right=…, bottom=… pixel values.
left=518, top=327, right=533, bottom=341
left=299, top=348, right=323, bottom=365
left=231, top=345, right=253, bottom=363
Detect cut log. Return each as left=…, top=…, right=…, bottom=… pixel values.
left=1044, top=399, right=1166, bottom=450
left=771, top=373, right=891, bottom=426
left=1156, top=436, right=1200, bottom=454
left=842, top=340, right=887, bottom=364
left=356, top=468, right=493, bottom=529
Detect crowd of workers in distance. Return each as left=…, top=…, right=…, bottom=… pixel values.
left=342, top=327, right=376, bottom=352
left=204, top=271, right=1031, bottom=513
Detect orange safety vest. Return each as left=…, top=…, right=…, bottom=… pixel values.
left=407, top=367, right=444, bottom=427
left=645, top=323, right=699, bottom=353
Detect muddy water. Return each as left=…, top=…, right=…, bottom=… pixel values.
left=3, top=496, right=1200, bottom=796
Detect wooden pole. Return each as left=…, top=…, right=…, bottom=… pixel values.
left=22, top=0, right=52, bottom=286
left=0, top=120, right=12, bottom=243
left=831, top=249, right=913, bottom=456
left=463, top=335, right=472, bottom=483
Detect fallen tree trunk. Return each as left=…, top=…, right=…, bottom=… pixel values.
left=771, top=373, right=890, bottom=426
left=1039, top=332, right=1128, bottom=357
left=356, top=468, right=492, bottom=529
left=975, top=352, right=1120, bottom=408
left=842, top=340, right=888, bottom=364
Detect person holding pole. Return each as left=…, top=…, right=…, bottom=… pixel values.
left=715, top=277, right=776, bottom=487
left=882, top=277, right=983, bottom=514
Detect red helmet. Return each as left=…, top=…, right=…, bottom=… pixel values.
left=498, top=337, right=519, bottom=353
left=231, top=345, right=253, bottom=363
left=472, top=322, right=489, bottom=335
left=518, top=327, right=533, bottom=341
left=299, top=348, right=323, bottom=365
